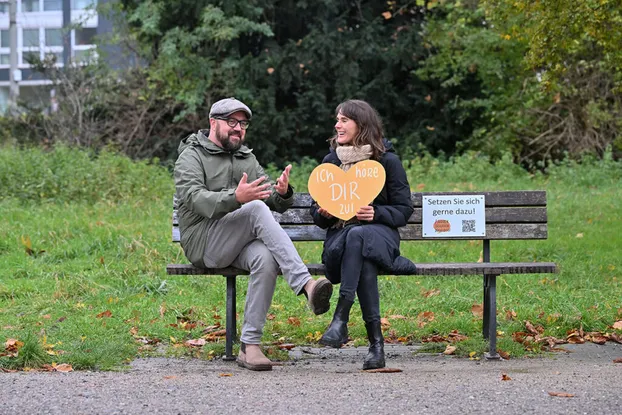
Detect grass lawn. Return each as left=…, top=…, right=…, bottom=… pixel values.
left=1, top=147, right=621, bottom=370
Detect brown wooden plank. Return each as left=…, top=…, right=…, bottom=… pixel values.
left=173, top=222, right=548, bottom=242
left=166, top=261, right=557, bottom=276
left=273, top=207, right=548, bottom=225
left=278, top=223, right=548, bottom=241
left=290, top=191, right=547, bottom=208
left=397, top=223, right=548, bottom=240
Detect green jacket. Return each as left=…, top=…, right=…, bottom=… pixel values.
left=174, top=129, right=294, bottom=267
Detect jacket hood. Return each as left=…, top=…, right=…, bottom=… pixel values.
left=383, top=138, right=395, bottom=153
left=177, top=129, right=252, bottom=157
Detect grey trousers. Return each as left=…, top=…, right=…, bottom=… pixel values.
left=202, top=200, right=312, bottom=344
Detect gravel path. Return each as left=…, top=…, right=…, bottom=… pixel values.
left=1, top=343, right=620, bottom=414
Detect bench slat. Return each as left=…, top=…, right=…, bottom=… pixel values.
left=172, top=222, right=548, bottom=242
left=281, top=223, right=548, bottom=241
left=289, top=191, right=546, bottom=208
left=166, top=262, right=558, bottom=276
left=271, top=207, right=548, bottom=225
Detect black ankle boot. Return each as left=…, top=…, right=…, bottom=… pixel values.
left=363, top=321, right=385, bottom=370
left=319, top=296, right=354, bottom=348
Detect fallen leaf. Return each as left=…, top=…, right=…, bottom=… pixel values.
left=447, top=331, right=468, bottom=342
left=163, top=375, right=177, bottom=380
left=278, top=343, right=296, bottom=350
left=613, top=321, right=622, bottom=330
left=421, top=288, right=440, bottom=298
left=96, top=310, right=112, bottom=318
left=586, top=332, right=607, bottom=345
left=219, top=373, right=233, bottom=377
left=53, top=363, right=73, bottom=372
left=267, top=313, right=276, bottom=320
left=575, top=233, right=584, bottom=238
left=380, top=318, right=391, bottom=329
left=389, top=315, right=408, bottom=320
left=422, top=334, right=446, bottom=343
left=185, top=338, right=206, bottom=347
left=501, top=373, right=512, bottom=381
left=505, top=310, right=517, bottom=321
left=267, top=67, right=275, bottom=74
left=471, top=304, right=483, bottom=318
left=613, top=358, right=622, bottom=364
left=525, top=321, right=544, bottom=335
left=202, top=323, right=221, bottom=333
left=548, top=391, right=574, bottom=398
left=498, top=349, right=510, bottom=360
left=443, top=345, right=456, bottom=355
left=287, top=317, right=301, bottom=327
left=363, top=367, right=402, bottom=373
left=381, top=11, right=392, bottom=19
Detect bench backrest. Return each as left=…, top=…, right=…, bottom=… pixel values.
left=172, top=191, right=548, bottom=242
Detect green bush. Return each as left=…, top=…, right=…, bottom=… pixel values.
left=0, top=144, right=173, bottom=204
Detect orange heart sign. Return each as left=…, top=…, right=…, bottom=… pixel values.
left=308, top=160, right=386, bottom=220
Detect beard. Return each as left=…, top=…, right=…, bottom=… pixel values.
left=215, top=123, right=244, bottom=152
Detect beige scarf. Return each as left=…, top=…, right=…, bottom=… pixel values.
left=333, top=145, right=373, bottom=228
left=336, top=144, right=373, bottom=172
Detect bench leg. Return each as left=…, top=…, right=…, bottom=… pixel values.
left=483, top=274, right=501, bottom=360
left=223, top=275, right=237, bottom=361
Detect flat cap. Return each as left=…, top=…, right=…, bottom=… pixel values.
left=209, top=97, right=252, bottom=119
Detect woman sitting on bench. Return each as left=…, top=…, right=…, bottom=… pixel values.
left=310, top=99, right=417, bottom=370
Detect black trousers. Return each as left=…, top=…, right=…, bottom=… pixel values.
left=339, top=226, right=381, bottom=323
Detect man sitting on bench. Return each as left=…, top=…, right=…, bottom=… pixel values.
left=174, top=97, right=333, bottom=371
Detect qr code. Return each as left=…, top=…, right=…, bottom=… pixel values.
left=462, top=220, right=476, bottom=233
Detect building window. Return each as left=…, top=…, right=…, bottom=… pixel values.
left=1, top=30, right=9, bottom=48
left=22, top=0, right=40, bottom=12
left=0, top=3, right=8, bottom=13
left=73, top=0, right=97, bottom=9
left=75, top=27, right=97, bottom=45
left=74, top=48, right=95, bottom=63
left=45, top=29, right=63, bottom=47
left=44, top=0, right=62, bottom=11
left=44, top=51, right=63, bottom=64
left=23, top=50, right=40, bottom=64
left=23, top=29, right=40, bottom=47
left=0, top=54, right=9, bottom=65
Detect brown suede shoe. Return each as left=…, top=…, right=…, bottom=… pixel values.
left=236, top=343, right=272, bottom=371
left=307, top=277, right=333, bottom=315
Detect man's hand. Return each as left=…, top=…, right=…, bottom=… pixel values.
left=356, top=205, right=374, bottom=222
left=235, top=173, right=271, bottom=203
left=275, top=164, right=292, bottom=196
left=317, top=207, right=333, bottom=219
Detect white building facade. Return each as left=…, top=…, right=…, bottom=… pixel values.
left=0, top=0, right=103, bottom=112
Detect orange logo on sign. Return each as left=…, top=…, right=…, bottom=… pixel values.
left=308, top=160, right=386, bottom=221
left=433, top=219, right=451, bottom=233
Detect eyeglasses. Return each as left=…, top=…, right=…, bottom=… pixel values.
left=213, top=117, right=250, bottom=130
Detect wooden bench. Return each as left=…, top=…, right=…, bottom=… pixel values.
left=167, top=191, right=558, bottom=360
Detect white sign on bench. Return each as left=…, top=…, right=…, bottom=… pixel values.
left=422, top=195, right=486, bottom=238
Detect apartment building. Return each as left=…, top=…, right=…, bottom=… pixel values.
left=0, top=0, right=111, bottom=112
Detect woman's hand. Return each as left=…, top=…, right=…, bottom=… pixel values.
left=356, top=205, right=374, bottom=222
left=317, top=207, right=333, bottom=219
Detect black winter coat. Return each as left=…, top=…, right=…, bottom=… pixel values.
left=310, top=141, right=417, bottom=283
